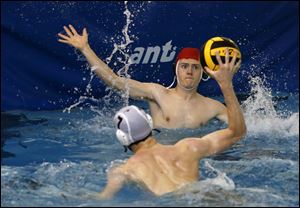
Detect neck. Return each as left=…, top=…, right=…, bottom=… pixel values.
left=131, top=136, right=158, bottom=153
left=174, top=85, right=197, bottom=100
left=176, top=76, right=198, bottom=93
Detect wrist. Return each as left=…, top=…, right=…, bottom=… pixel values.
left=81, top=44, right=91, bottom=54
left=219, top=81, right=233, bottom=89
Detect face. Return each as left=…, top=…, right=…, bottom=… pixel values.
left=176, top=59, right=203, bottom=90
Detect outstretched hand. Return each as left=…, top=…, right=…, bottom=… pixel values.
left=58, top=24, right=88, bottom=51
left=204, top=48, right=241, bottom=86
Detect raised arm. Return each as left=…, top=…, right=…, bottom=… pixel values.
left=57, top=24, right=157, bottom=100
left=179, top=48, right=246, bottom=158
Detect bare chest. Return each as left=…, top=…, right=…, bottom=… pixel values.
left=152, top=98, right=214, bottom=128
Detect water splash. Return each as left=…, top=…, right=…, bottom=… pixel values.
left=103, top=1, right=134, bottom=107
left=103, top=159, right=127, bottom=174
left=175, top=161, right=235, bottom=206
left=63, top=1, right=137, bottom=114
left=241, top=75, right=299, bottom=137
left=202, top=161, right=235, bottom=191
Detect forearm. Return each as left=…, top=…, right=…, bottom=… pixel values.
left=81, top=45, right=119, bottom=86
left=219, top=82, right=246, bottom=137
left=97, top=168, right=127, bottom=200
left=97, top=188, right=115, bottom=200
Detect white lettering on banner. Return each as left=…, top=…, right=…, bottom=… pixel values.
left=143, top=46, right=160, bottom=64
left=129, top=40, right=177, bottom=64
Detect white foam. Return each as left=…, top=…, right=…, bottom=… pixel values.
left=241, top=76, right=299, bottom=137
left=202, top=161, right=235, bottom=191
left=104, top=159, right=127, bottom=173
left=63, top=1, right=137, bottom=114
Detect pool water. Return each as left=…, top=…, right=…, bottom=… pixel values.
left=1, top=89, right=299, bottom=206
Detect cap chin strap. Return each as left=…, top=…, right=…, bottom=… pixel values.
left=166, top=76, right=176, bottom=89
left=167, top=62, right=211, bottom=89
left=201, top=71, right=211, bottom=81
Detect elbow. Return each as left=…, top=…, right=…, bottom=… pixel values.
left=240, top=121, right=247, bottom=138
left=242, top=125, right=247, bottom=137
left=235, top=125, right=247, bottom=140
left=229, top=124, right=247, bottom=141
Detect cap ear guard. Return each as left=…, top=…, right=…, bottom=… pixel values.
left=114, top=111, right=133, bottom=146
left=116, top=129, right=131, bottom=146
left=145, top=113, right=153, bottom=129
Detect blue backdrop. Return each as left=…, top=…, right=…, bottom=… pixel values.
left=1, top=1, right=299, bottom=111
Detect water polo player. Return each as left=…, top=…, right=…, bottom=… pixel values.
left=93, top=50, right=245, bottom=198
left=58, top=24, right=241, bottom=129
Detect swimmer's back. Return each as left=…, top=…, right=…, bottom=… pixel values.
left=123, top=142, right=199, bottom=195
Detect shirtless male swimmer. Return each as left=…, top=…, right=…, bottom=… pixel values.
left=58, top=25, right=241, bottom=129
left=92, top=48, right=246, bottom=199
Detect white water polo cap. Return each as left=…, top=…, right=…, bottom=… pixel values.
left=113, top=105, right=153, bottom=146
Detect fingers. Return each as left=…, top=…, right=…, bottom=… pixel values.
left=225, top=48, right=229, bottom=64
left=68, top=24, right=78, bottom=35
left=57, top=33, right=70, bottom=40
left=231, top=51, right=237, bottom=65
left=231, top=60, right=241, bottom=73
left=234, top=59, right=242, bottom=72
left=204, top=66, right=215, bottom=77
left=58, top=39, right=70, bottom=44
left=215, top=51, right=223, bottom=65
left=63, top=25, right=73, bottom=37
left=235, top=59, right=242, bottom=68
left=83, top=28, right=88, bottom=37
left=230, top=50, right=238, bottom=68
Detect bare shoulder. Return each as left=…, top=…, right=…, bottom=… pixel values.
left=123, top=154, right=146, bottom=170
left=175, top=137, right=201, bottom=149
left=146, top=82, right=171, bottom=102
left=149, top=82, right=169, bottom=93
left=202, top=95, right=224, bottom=106
left=201, top=96, right=226, bottom=116
left=108, top=163, right=127, bottom=175
left=119, top=154, right=153, bottom=181
left=174, top=137, right=208, bottom=159
left=107, top=162, right=135, bottom=182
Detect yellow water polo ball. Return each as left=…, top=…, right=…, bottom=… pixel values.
left=200, top=37, right=241, bottom=71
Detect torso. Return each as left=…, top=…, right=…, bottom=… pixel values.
left=123, top=144, right=199, bottom=195
left=149, top=88, right=222, bottom=129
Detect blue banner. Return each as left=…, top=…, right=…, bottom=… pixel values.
left=1, top=1, right=299, bottom=110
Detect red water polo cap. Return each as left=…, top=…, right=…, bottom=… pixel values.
left=175, top=48, right=200, bottom=64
